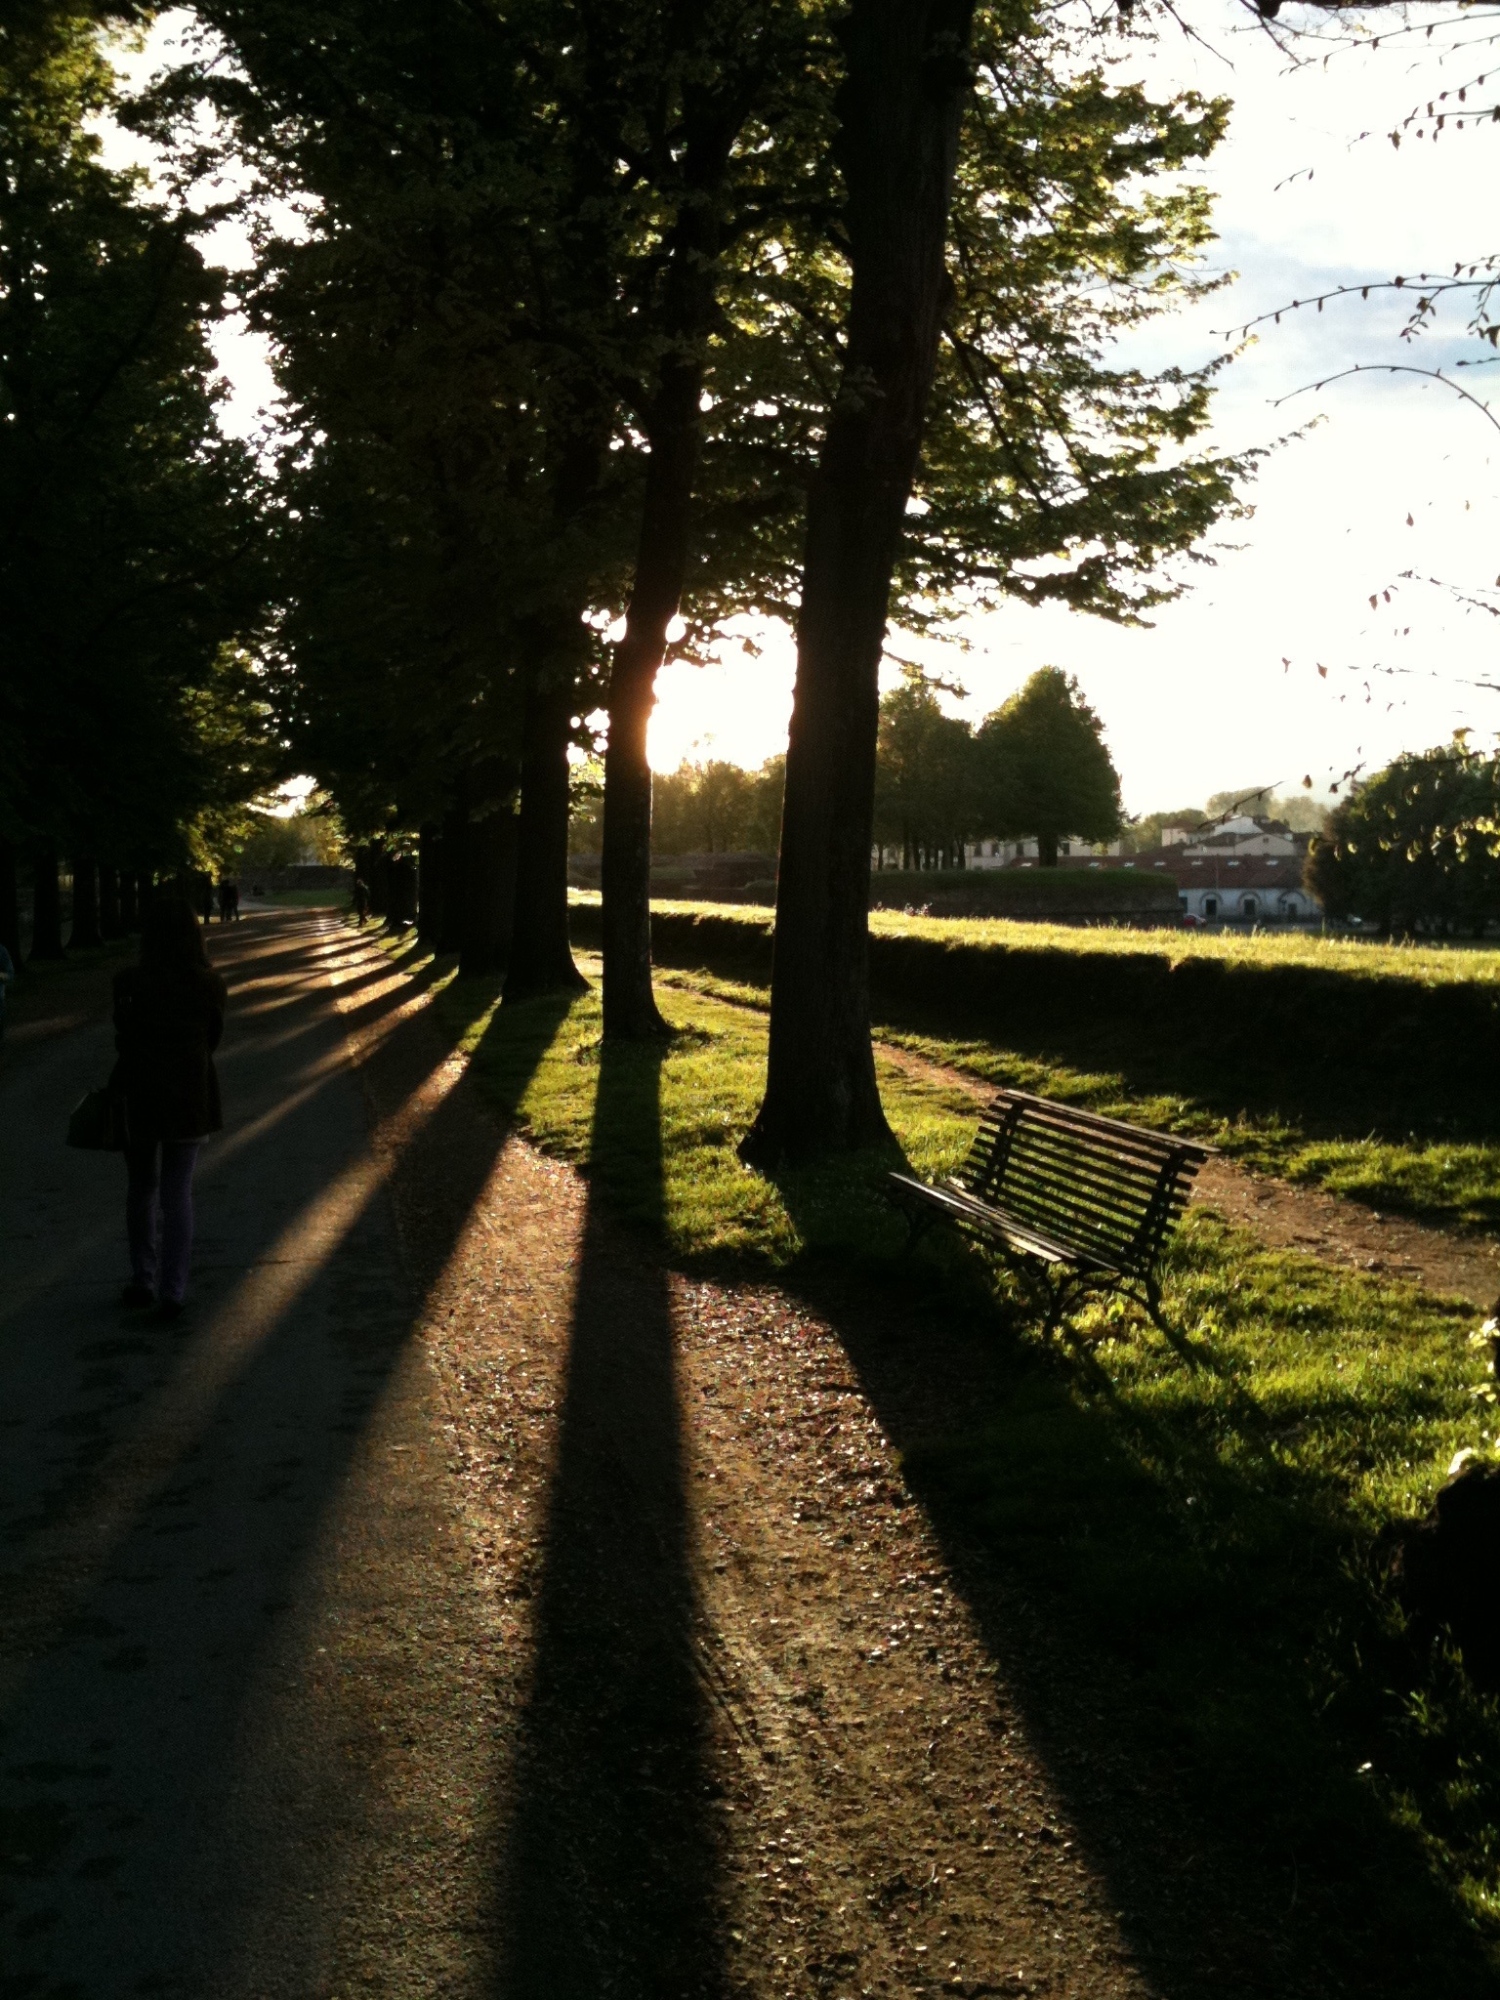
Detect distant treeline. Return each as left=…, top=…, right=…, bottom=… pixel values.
left=573, top=668, right=1123, bottom=868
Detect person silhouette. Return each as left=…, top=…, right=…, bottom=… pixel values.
left=112, top=897, right=227, bottom=1318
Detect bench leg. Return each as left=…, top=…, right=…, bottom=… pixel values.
left=896, top=1203, right=938, bottom=1257
left=1145, top=1273, right=1168, bottom=1334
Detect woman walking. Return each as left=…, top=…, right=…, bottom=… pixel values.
left=113, top=896, right=228, bottom=1319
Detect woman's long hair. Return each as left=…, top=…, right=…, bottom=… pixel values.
left=140, top=894, right=211, bottom=975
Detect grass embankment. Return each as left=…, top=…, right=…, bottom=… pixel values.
left=572, top=896, right=1500, bottom=1235
left=364, top=912, right=1500, bottom=1975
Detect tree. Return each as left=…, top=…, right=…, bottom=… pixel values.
left=974, top=669, right=1122, bottom=867
left=1120, top=806, right=1207, bottom=853
left=872, top=676, right=978, bottom=868
left=650, top=759, right=785, bottom=855
left=1307, top=741, right=1500, bottom=935
left=1204, top=788, right=1327, bottom=834
left=744, top=0, right=1252, bottom=1164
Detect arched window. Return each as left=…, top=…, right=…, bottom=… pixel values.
left=1242, top=894, right=1259, bottom=920
left=1203, top=894, right=1219, bottom=918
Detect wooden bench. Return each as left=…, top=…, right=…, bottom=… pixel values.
left=888, top=1087, right=1213, bottom=1332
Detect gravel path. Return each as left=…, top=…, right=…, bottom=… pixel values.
left=5, top=912, right=1478, bottom=1997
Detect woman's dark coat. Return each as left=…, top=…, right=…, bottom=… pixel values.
left=111, top=964, right=228, bottom=1142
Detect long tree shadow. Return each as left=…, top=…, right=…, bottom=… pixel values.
left=0, top=921, right=570, bottom=1993
left=761, top=1187, right=1500, bottom=1999
left=494, top=1031, right=727, bottom=1999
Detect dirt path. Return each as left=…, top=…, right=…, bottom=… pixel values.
left=873, top=1041, right=1500, bottom=1309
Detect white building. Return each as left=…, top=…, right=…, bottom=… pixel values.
left=1155, top=817, right=1318, bottom=922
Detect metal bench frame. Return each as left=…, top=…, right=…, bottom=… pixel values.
left=888, top=1088, right=1213, bottom=1334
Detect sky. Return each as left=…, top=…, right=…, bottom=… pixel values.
left=107, top=6, right=1500, bottom=818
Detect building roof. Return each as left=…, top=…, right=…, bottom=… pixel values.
left=1129, top=849, right=1315, bottom=892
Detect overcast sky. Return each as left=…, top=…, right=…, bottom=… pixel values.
left=112, top=6, right=1500, bottom=817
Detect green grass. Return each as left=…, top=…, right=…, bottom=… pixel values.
left=428, top=948, right=972, bottom=1269
left=369, top=918, right=1500, bottom=1980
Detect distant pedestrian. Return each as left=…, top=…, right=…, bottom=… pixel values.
left=216, top=878, right=240, bottom=922
left=0, top=940, right=13, bottom=1044
left=352, top=876, right=370, bottom=922
left=111, top=897, right=228, bottom=1318
left=199, top=874, right=214, bottom=924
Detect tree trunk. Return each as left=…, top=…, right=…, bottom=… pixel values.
left=417, top=824, right=440, bottom=945
left=30, top=845, right=65, bottom=960
left=508, top=670, right=588, bottom=1001
left=461, top=805, right=520, bottom=978
left=1037, top=830, right=1059, bottom=868
left=119, top=869, right=139, bottom=933
left=70, top=855, right=102, bottom=948
left=362, top=845, right=389, bottom=919
left=438, top=806, right=467, bottom=953
left=742, top=0, right=977, bottom=1167
left=0, top=841, right=20, bottom=965
left=601, top=367, right=705, bottom=1039
left=600, top=92, right=745, bottom=1039
left=99, top=865, right=123, bottom=939
left=388, top=853, right=418, bottom=925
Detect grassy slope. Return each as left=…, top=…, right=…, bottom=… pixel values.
left=610, top=899, right=1500, bottom=1235
left=362, top=916, right=1500, bottom=1972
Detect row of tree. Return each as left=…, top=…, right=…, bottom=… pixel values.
left=183, top=0, right=1258, bottom=1160
left=0, top=3, right=278, bottom=965
left=7, top=0, right=1256, bottom=1159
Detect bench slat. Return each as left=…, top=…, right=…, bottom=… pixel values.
left=976, top=1124, right=1196, bottom=1188
left=980, top=1088, right=1214, bottom=1162
left=893, top=1175, right=1120, bottom=1272
left=974, top=1134, right=1178, bottom=1204
left=966, top=1140, right=1189, bottom=1225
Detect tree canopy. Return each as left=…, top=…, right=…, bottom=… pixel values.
left=1308, top=741, right=1500, bottom=935
left=975, top=669, right=1123, bottom=866
left=1, top=3, right=273, bottom=894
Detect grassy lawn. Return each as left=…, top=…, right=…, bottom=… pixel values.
left=366, top=917, right=1500, bottom=1976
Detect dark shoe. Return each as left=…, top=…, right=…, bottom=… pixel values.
left=156, top=1299, right=185, bottom=1324
left=120, top=1283, right=155, bottom=1309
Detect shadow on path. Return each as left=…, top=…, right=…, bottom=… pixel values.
left=0, top=913, right=561, bottom=1995
left=493, top=1033, right=727, bottom=1999
left=763, top=1225, right=1500, bottom=2000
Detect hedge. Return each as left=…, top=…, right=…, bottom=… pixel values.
left=568, top=899, right=1500, bottom=1093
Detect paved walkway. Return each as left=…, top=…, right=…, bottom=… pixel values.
left=0, top=913, right=493, bottom=1996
